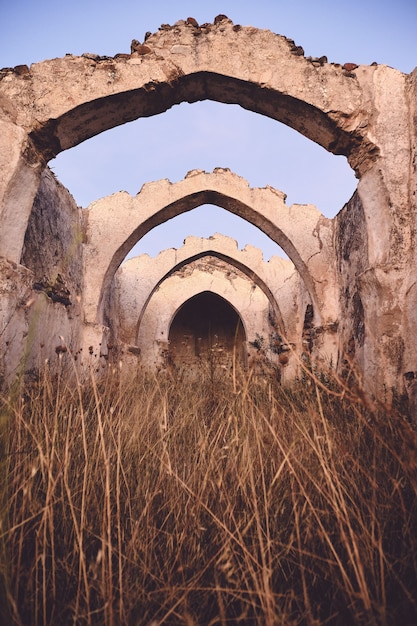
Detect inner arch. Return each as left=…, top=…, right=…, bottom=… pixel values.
left=168, top=291, right=246, bottom=368
left=127, top=204, right=286, bottom=261
left=52, top=101, right=356, bottom=220
left=97, top=188, right=320, bottom=322
left=130, top=249, right=288, bottom=340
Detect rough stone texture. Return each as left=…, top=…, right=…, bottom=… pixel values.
left=0, top=18, right=416, bottom=399
left=0, top=168, right=83, bottom=383
left=401, top=68, right=417, bottom=412
left=335, top=191, right=368, bottom=373
left=111, top=235, right=306, bottom=380
left=85, top=169, right=335, bottom=326
left=0, top=259, right=81, bottom=385
left=135, top=256, right=275, bottom=372
left=0, top=260, right=33, bottom=385
left=22, top=168, right=83, bottom=304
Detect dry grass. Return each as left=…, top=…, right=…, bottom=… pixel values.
left=1, top=359, right=417, bottom=625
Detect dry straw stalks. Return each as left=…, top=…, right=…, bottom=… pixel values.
left=0, top=354, right=416, bottom=625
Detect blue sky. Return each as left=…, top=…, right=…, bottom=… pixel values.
left=1, top=0, right=416, bottom=259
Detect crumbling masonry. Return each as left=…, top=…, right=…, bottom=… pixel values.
left=1, top=16, right=417, bottom=405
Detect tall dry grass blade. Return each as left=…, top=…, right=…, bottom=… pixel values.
left=3, top=360, right=417, bottom=624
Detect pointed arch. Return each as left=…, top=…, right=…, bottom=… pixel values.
left=85, top=170, right=337, bottom=329
left=0, top=19, right=379, bottom=262
left=111, top=234, right=298, bottom=345
left=168, top=291, right=247, bottom=368
left=136, top=262, right=272, bottom=368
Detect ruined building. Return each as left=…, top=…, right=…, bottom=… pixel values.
left=1, top=16, right=416, bottom=406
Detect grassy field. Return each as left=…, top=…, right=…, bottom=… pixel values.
left=1, top=359, right=416, bottom=625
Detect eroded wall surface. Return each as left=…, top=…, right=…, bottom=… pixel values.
left=0, top=168, right=83, bottom=384
left=111, top=237, right=308, bottom=380
left=0, top=16, right=416, bottom=399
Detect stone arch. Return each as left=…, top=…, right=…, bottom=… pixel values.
left=136, top=260, right=273, bottom=369
left=0, top=17, right=381, bottom=264
left=110, top=233, right=303, bottom=348
left=134, top=251, right=287, bottom=342
left=1, top=18, right=413, bottom=394
left=85, top=169, right=336, bottom=332
left=167, top=291, right=247, bottom=369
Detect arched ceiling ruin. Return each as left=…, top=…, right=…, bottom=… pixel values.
left=0, top=15, right=386, bottom=263
left=3, top=17, right=377, bottom=165
left=85, top=169, right=336, bottom=327
left=112, top=233, right=302, bottom=345
left=0, top=15, right=416, bottom=397
left=136, top=261, right=271, bottom=368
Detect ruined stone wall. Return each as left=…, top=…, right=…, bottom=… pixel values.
left=400, top=68, right=417, bottom=409
left=0, top=168, right=84, bottom=384
left=0, top=19, right=416, bottom=399
left=22, top=168, right=83, bottom=304
left=0, top=259, right=33, bottom=385
left=335, top=191, right=368, bottom=376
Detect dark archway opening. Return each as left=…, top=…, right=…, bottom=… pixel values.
left=168, top=292, right=246, bottom=369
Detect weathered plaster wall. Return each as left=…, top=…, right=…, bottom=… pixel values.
left=335, top=191, right=368, bottom=374
left=0, top=260, right=33, bottom=385
left=111, top=235, right=307, bottom=379
left=0, top=17, right=415, bottom=398
left=136, top=256, right=276, bottom=371
left=22, top=168, right=83, bottom=303
left=0, top=168, right=83, bottom=383
left=398, top=67, right=417, bottom=410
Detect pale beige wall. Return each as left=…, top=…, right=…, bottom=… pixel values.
left=0, top=18, right=415, bottom=396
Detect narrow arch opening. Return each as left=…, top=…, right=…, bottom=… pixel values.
left=168, top=292, right=246, bottom=369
